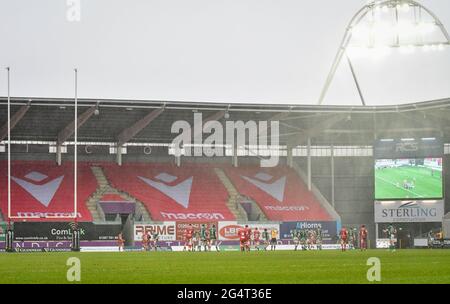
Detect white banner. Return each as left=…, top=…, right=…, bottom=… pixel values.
left=218, top=222, right=280, bottom=241
left=376, top=238, right=392, bottom=249
left=134, top=222, right=176, bottom=241
left=374, top=200, right=444, bottom=223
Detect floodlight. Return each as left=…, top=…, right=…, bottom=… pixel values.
left=318, top=0, right=450, bottom=106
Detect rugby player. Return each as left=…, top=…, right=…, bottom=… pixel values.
left=385, top=224, right=397, bottom=252
left=200, top=224, right=208, bottom=251
left=238, top=226, right=248, bottom=252
left=208, top=224, right=219, bottom=252
left=316, top=228, right=323, bottom=250
left=339, top=226, right=348, bottom=252
left=299, top=229, right=307, bottom=250
left=359, top=225, right=368, bottom=251
left=270, top=228, right=277, bottom=251
left=291, top=229, right=299, bottom=251
left=151, top=231, right=159, bottom=251
left=253, top=227, right=261, bottom=251
left=117, top=232, right=125, bottom=252
left=262, top=228, right=270, bottom=250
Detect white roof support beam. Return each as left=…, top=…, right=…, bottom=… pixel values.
left=0, top=101, right=31, bottom=142
left=57, top=105, right=97, bottom=146
left=288, top=114, right=347, bottom=147
left=117, top=106, right=165, bottom=147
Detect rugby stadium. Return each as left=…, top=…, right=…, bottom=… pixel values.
left=1, top=0, right=450, bottom=286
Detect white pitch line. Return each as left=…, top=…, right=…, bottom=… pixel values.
left=376, top=175, right=424, bottom=198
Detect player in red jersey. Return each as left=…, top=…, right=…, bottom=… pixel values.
left=238, top=227, right=248, bottom=252
left=185, top=224, right=195, bottom=251
left=244, top=225, right=252, bottom=252
left=182, top=229, right=188, bottom=251
left=142, top=231, right=149, bottom=251
left=340, top=227, right=348, bottom=252
left=359, top=225, right=368, bottom=251
left=252, top=227, right=261, bottom=251
left=117, top=232, right=125, bottom=252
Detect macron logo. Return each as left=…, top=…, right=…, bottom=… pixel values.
left=11, top=171, right=64, bottom=207
left=138, top=173, right=193, bottom=208
left=242, top=172, right=286, bottom=202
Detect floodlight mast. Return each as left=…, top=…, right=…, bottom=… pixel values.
left=317, top=0, right=450, bottom=106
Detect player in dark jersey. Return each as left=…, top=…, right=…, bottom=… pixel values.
left=142, top=231, right=149, bottom=251
left=151, top=232, right=159, bottom=251
left=384, top=224, right=397, bottom=252
left=316, top=228, right=323, bottom=250
left=262, top=228, right=270, bottom=250
left=291, top=229, right=299, bottom=251
left=193, top=230, right=201, bottom=252
left=359, top=225, right=368, bottom=251
left=299, top=229, right=307, bottom=250
left=347, top=228, right=354, bottom=250
left=200, top=224, right=208, bottom=251
left=208, top=224, right=219, bottom=252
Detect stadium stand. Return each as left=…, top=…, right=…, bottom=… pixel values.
left=0, top=159, right=336, bottom=223
left=103, top=162, right=236, bottom=221
left=88, top=166, right=151, bottom=222
left=0, top=161, right=96, bottom=221
left=222, top=165, right=334, bottom=221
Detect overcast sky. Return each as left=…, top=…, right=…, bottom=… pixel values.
left=0, top=0, right=449, bottom=106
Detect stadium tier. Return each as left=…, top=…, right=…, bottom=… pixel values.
left=102, top=163, right=236, bottom=221
left=223, top=166, right=333, bottom=221
left=0, top=160, right=333, bottom=222
left=0, top=161, right=96, bottom=221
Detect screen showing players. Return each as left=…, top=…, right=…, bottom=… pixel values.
left=374, top=158, right=443, bottom=200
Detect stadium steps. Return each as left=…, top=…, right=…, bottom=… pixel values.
left=214, top=168, right=251, bottom=221
left=291, top=162, right=341, bottom=222
left=114, top=190, right=152, bottom=222
left=90, top=166, right=152, bottom=222
left=237, top=195, right=268, bottom=221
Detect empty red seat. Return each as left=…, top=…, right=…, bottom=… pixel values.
left=223, top=165, right=332, bottom=221
left=103, top=163, right=235, bottom=221
left=0, top=161, right=96, bottom=222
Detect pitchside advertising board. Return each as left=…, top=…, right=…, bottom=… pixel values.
left=280, top=221, right=338, bottom=242
left=218, top=222, right=280, bottom=240
left=13, top=222, right=122, bottom=241
left=134, top=222, right=220, bottom=241
left=374, top=200, right=444, bottom=223
left=134, top=222, right=177, bottom=241
left=175, top=222, right=218, bottom=240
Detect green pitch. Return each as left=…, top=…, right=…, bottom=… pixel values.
left=1, top=249, right=450, bottom=284
left=375, top=166, right=442, bottom=200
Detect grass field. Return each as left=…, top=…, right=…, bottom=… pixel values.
left=1, top=249, right=450, bottom=284
left=375, top=166, right=442, bottom=200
